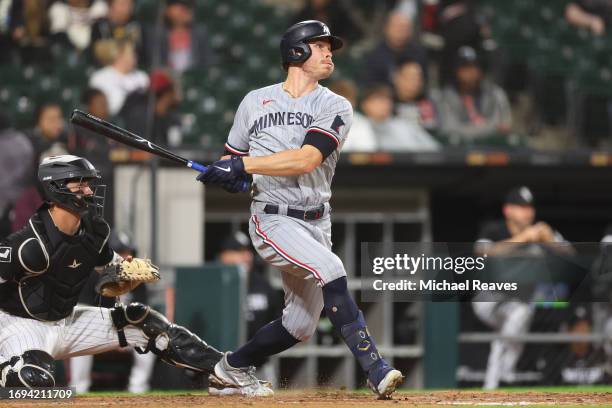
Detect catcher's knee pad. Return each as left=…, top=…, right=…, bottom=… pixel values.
left=0, top=350, right=55, bottom=388
left=111, top=302, right=223, bottom=374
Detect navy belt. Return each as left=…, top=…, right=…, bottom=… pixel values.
left=264, top=204, right=325, bottom=220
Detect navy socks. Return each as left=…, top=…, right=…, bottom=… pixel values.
left=227, top=318, right=299, bottom=368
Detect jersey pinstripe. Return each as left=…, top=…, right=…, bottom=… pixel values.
left=0, top=306, right=149, bottom=363
left=226, top=83, right=353, bottom=207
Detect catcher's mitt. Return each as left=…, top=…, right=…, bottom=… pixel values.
left=96, top=257, right=160, bottom=297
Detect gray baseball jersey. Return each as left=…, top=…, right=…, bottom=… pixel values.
left=224, top=83, right=353, bottom=207
left=224, top=83, right=352, bottom=340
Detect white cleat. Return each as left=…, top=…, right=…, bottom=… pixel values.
left=208, top=380, right=272, bottom=396
left=367, top=369, right=404, bottom=399
left=209, top=353, right=274, bottom=397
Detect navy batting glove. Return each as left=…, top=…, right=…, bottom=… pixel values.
left=220, top=177, right=251, bottom=193
left=197, top=156, right=246, bottom=184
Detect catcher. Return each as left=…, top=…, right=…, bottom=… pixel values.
left=0, top=155, right=256, bottom=391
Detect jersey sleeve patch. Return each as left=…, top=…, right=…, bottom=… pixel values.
left=0, top=246, right=12, bottom=263
left=331, top=115, right=346, bottom=133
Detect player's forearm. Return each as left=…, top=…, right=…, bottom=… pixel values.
left=243, top=147, right=322, bottom=176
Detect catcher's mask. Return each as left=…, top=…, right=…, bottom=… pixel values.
left=38, top=155, right=106, bottom=217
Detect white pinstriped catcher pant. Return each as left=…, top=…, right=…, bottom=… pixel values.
left=249, top=201, right=346, bottom=341
left=0, top=306, right=149, bottom=364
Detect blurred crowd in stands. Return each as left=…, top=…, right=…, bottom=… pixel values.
left=1, top=0, right=612, bottom=236
left=2, top=0, right=612, bottom=160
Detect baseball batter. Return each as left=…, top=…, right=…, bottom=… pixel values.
left=198, top=20, right=404, bottom=398
left=0, top=155, right=232, bottom=389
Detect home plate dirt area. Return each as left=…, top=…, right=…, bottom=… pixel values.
left=3, top=389, right=612, bottom=407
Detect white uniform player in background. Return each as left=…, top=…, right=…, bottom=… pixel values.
left=473, top=186, right=570, bottom=389
left=197, top=20, right=404, bottom=398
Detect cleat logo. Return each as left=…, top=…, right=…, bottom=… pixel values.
left=358, top=340, right=371, bottom=351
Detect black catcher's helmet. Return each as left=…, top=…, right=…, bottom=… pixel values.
left=280, top=20, right=343, bottom=70
left=38, top=155, right=106, bottom=217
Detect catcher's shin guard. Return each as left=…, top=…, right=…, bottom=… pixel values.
left=111, top=302, right=223, bottom=374
left=0, top=350, right=55, bottom=388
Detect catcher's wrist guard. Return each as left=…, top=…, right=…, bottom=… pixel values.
left=111, top=303, right=223, bottom=374
left=96, top=257, right=160, bottom=297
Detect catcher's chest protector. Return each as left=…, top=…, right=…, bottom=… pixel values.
left=17, top=211, right=110, bottom=321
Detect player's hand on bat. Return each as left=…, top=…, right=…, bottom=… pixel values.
left=197, top=155, right=247, bottom=184
left=220, top=177, right=251, bottom=193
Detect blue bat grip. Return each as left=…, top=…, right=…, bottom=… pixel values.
left=187, top=161, right=208, bottom=172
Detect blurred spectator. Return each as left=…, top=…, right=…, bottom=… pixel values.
left=393, top=58, right=439, bottom=135
left=0, top=112, right=34, bottom=238
left=69, top=88, right=116, bottom=224
left=218, top=231, right=282, bottom=340
left=0, top=4, right=10, bottom=63
left=70, top=231, right=156, bottom=394
left=12, top=103, right=69, bottom=232
left=361, top=84, right=440, bottom=151
left=90, top=0, right=144, bottom=65
left=328, top=79, right=377, bottom=152
left=473, top=186, right=570, bottom=390
left=120, top=69, right=181, bottom=146
left=566, top=1, right=612, bottom=36
left=292, top=0, right=363, bottom=43
left=48, top=0, right=108, bottom=51
left=435, top=46, right=511, bottom=144
left=83, top=87, right=110, bottom=119
left=146, top=0, right=216, bottom=73
left=437, top=0, right=489, bottom=84
left=363, top=11, right=427, bottom=87
left=70, top=88, right=112, bottom=160
left=593, top=225, right=612, bottom=379
left=27, top=102, right=69, bottom=161
left=89, top=39, right=149, bottom=115
left=559, top=307, right=605, bottom=385
left=8, top=0, right=52, bottom=64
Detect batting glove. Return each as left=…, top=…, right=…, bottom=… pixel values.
left=197, top=156, right=247, bottom=184
left=220, top=176, right=251, bottom=193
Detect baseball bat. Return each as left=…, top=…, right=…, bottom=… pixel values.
left=70, top=109, right=208, bottom=172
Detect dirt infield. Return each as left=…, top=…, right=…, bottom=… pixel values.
left=3, top=390, right=612, bottom=408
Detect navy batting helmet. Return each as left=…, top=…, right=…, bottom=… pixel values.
left=280, top=20, right=343, bottom=70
